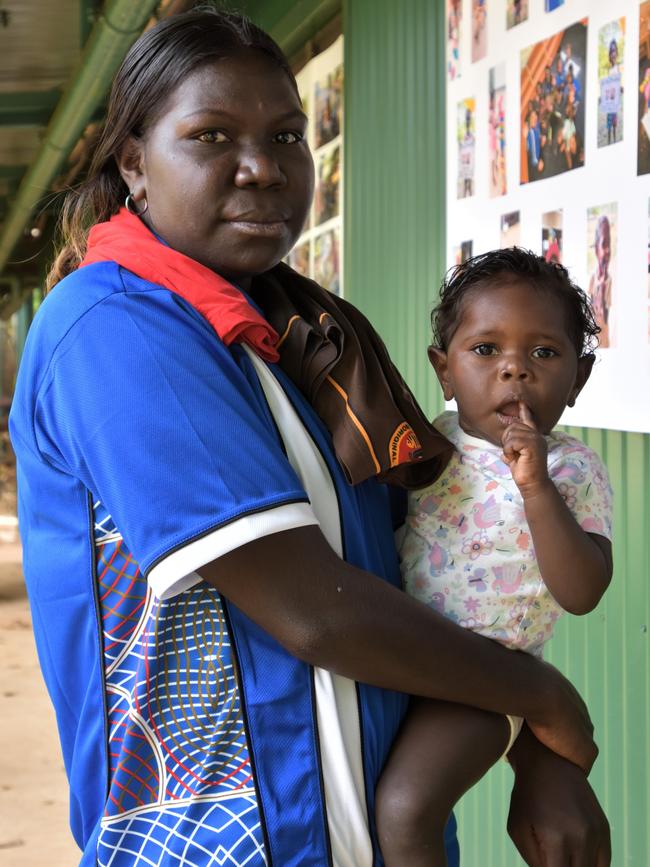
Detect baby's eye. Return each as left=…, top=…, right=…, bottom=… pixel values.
left=532, top=346, right=558, bottom=359
left=274, top=130, right=304, bottom=144
left=472, top=343, right=497, bottom=356
left=196, top=130, right=229, bottom=143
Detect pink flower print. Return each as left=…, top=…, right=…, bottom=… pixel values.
left=558, top=482, right=577, bottom=509
left=462, top=531, right=493, bottom=560
left=438, top=509, right=450, bottom=522
left=485, top=480, right=498, bottom=491
left=464, top=596, right=480, bottom=613
left=591, top=465, right=610, bottom=493
left=449, top=466, right=460, bottom=478
left=508, top=602, right=532, bottom=634
left=448, top=483, right=462, bottom=495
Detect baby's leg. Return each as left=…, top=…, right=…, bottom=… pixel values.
left=376, top=697, right=511, bottom=867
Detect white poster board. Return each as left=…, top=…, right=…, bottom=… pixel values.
left=446, top=0, right=650, bottom=433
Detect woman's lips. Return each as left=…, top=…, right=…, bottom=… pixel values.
left=227, top=219, right=289, bottom=237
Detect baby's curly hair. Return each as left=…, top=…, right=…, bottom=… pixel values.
left=432, top=247, right=600, bottom=356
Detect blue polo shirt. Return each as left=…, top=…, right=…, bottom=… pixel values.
left=10, top=262, right=459, bottom=866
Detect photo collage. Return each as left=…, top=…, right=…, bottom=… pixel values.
left=289, top=36, right=343, bottom=296
left=447, top=0, right=650, bottom=432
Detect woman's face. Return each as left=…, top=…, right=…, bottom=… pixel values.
left=119, top=52, right=314, bottom=286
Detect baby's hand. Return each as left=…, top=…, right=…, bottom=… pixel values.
left=501, top=402, right=549, bottom=498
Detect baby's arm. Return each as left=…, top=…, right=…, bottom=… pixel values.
left=502, top=403, right=612, bottom=615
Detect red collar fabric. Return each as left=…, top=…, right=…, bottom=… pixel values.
left=81, top=208, right=280, bottom=362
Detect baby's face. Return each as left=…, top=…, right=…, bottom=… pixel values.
left=430, top=280, right=589, bottom=446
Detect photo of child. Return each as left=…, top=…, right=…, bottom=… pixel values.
left=500, top=210, right=520, bottom=247
left=457, top=98, right=476, bottom=198
left=507, top=0, right=528, bottom=30
left=587, top=202, right=617, bottom=348
left=313, top=228, right=341, bottom=296
left=314, top=145, right=340, bottom=225
left=472, top=0, right=487, bottom=63
left=520, top=20, right=587, bottom=184
left=638, top=2, right=650, bottom=175
left=448, top=0, right=462, bottom=81
left=287, top=241, right=310, bottom=278
left=314, top=64, right=343, bottom=149
left=598, top=19, right=625, bottom=148
left=542, top=209, right=563, bottom=263
left=488, top=65, right=507, bottom=197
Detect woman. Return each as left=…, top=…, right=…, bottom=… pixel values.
left=10, top=9, right=609, bottom=866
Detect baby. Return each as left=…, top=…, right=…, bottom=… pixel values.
left=376, top=248, right=613, bottom=866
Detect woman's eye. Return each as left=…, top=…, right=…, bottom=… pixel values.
left=472, top=343, right=497, bottom=356
left=196, top=130, right=229, bottom=143
left=532, top=346, right=558, bottom=359
left=274, top=130, right=303, bottom=144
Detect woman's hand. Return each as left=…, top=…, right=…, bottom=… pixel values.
left=507, top=724, right=611, bottom=866
left=525, top=658, right=597, bottom=774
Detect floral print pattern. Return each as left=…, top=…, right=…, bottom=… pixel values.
left=400, top=412, right=613, bottom=655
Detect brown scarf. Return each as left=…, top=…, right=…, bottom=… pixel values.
left=250, top=264, right=452, bottom=488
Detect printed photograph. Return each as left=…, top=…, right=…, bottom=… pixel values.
left=314, top=145, right=340, bottom=225
left=489, top=65, right=507, bottom=196
left=638, top=2, right=650, bottom=175
left=453, top=240, right=474, bottom=265
left=472, top=0, right=487, bottom=63
left=507, top=0, right=528, bottom=30
left=520, top=19, right=588, bottom=184
left=287, top=241, right=310, bottom=277
left=314, top=64, right=343, bottom=149
left=586, top=202, right=617, bottom=348
left=542, top=209, right=563, bottom=263
left=597, top=19, right=625, bottom=148
left=448, top=0, right=462, bottom=80
left=313, top=228, right=341, bottom=296
left=500, top=211, right=521, bottom=248
left=545, top=0, right=565, bottom=10
left=457, top=98, right=476, bottom=198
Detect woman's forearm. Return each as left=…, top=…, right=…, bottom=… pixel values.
left=200, top=525, right=596, bottom=771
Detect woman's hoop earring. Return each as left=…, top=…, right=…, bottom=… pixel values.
left=125, top=193, right=148, bottom=216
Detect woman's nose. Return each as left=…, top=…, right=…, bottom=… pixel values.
left=234, top=146, right=286, bottom=188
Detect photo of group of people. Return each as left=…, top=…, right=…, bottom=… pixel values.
left=520, top=20, right=587, bottom=184
left=457, top=97, right=476, bottom=197
left=488, top=65, right=507, bottom=196
left=597, top=19, right=625, bottom=148
left=290, top=38, right=343, bottom=296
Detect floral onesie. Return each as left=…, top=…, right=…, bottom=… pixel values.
left=400, top=412, right=613, bottom=656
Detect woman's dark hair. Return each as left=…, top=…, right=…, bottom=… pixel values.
left=47, top=5, right=296, bottom=290
left=432, top=247, right=600, bottom=357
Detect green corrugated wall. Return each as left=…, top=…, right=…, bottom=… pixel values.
left=248, top=0, right=650, bottom=863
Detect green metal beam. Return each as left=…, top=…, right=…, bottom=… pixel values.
left=242, top=0, right=341, bottom=57
left=0, top=0, right=161, bottom=279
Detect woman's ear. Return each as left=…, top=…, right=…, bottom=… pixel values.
left=428, top=346, right=454, bottom=401
left=116, top=135, right=146, bottom=202
left=567, top=353, right=595, bottom=407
